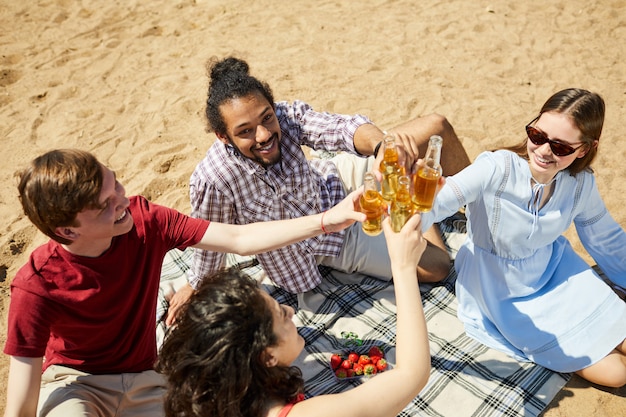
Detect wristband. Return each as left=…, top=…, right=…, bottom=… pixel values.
left=373, top=141, right=382, bottom=158
left=321, top=210, right=330, bottom=234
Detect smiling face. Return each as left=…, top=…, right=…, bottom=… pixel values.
left=261, top=290, right=304, bottom=367
left=216, top=92, right=282, bottom=168
left=527, top=112, right=591, bottom=184
left=58, top=164, right=133, bottom=255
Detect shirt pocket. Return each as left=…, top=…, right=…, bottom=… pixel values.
left=239, top=191, right=280, bottom=223
left=280, top=186, right=321, bottom=217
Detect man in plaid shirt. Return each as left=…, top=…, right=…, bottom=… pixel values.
left=167, top=56, right=470, bottom=323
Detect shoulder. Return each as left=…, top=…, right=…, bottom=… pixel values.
left=191, top=144, right=245, bottom=188
left=275, top=100, right=313, bottom=117
left=275, top=100, right=319, bottom=130
left=128, top=195, right=157, bottom=214
left=13, top=242, right=53, bottom=279
left=452, top=150, right=529, bottom=191
left=480, top=150, right=531, bottom=174
left=11, top=241, right=63, bottom=296
left=128, top=195, right=182, bottom=228
left=473, top=150, right=509, bottom=173
left=197, top=142, right=231, bottom=171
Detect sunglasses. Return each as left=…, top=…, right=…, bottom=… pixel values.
left=525, top=117, right=585, bottom=157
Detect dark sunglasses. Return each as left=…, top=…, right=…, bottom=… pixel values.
left=525, top=117, right=585, bottom=157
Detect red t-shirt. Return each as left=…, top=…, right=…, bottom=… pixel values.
left=4, top=196, right=209, bottom=374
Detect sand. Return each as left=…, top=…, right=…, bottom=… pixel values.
left=1, top=0, right=625, bottom=415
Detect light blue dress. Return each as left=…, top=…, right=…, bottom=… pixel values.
left=422, top=150, right=626, bottom=372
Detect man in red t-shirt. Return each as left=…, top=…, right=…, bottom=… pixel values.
left=3, top=149, right=365, bottom=417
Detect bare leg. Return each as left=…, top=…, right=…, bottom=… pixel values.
left=575, top=339, right=626, bottom=388
left=388, top=113, right=471, bottom=176
left=417, top=224, right=451, bottom=283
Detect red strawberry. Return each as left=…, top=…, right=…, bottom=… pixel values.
left=346, top=368, right=355, bottom=378
left=358, top=355, right=371, bottom=366
left=376, top=358, right=388, bottom=371
left=348, top=352, right=360, bottom=363
left=330, top=354, right=342, bottom=370
left=341, top=359, right=353, bottom=370
left=352, top=363, right=364, bottom=376
left=363, top=363, right=377, bottom=375
left=368, top=346, right=384, bottom=358
left=335, top=368, right=348, bottom=378
left=370, top=355, right=382, bottom=365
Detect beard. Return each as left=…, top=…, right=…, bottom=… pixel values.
left=226, top=134, right=282, bottom=168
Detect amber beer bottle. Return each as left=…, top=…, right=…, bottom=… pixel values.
left=391, top=175, right=414, bottom=232
left=412, top=135, right=443, bottom=212
left=379, top=134, right=405, bottom=202
left=359, top=172, right=385, bottom=236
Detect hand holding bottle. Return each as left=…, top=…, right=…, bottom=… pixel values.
left=383, top=212, right=427, bottom=273
left=359, top=172, right=386, bottom=236
left=412, top=135, right=443, bottom=212
left=322, top=187, right=368, bottom=234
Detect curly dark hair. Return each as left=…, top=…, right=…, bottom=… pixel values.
left=156, top=268, right=304, bottom=417
left=501, top=88, right=605, bottom=176
left=204, top=56, right=275, bottom=137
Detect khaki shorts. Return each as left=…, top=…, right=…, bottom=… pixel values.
left=38, top=365, right=165, bottom=417
left=315, top=153, right=393, bottom=281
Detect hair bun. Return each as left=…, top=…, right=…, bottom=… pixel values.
left=210, top=56, right=249, bottom=83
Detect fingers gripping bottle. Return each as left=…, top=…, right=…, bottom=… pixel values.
left=412, top=135, right=442, bottom=212
left=360, top=172, right=386, bottom=236
left=391, top=175, right=414, bottom=232
left=379, top=134, right=405, bottom=202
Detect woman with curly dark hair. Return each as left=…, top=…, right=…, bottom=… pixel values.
left=157, top=214, right=432, bottom=417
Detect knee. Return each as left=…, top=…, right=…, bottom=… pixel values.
left=576, top=371, right=626, bottom=388
left=420, top=113, right=453, bottom=136
left=576, top=353, right=626, bottom=388
left=608, top=378, right=626, bottom=388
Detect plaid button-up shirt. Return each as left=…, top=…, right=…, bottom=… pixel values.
left=188, top=100, right=372, bottom=293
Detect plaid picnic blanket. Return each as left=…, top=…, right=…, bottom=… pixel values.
left=157, top=227, right=570, bottom=417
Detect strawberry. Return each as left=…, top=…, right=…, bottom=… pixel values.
left=375, top=358, right=388, bottom=371
left=346, top=368, right=355, bottom=378
left=341, top=359, right=353, bottom=370
left=348, top=352, right=360, bottom=363
left=335, top=368, right=348, bottom=378
left=370, top=355, right=382, bottom=365
left=330, top=353, right=342, bottom=370
left=368, top=346, right=384, bottom=358
left=357, top=355, right=371, bottom=366
left=352, top=363, right=364, bottom=376
left=363, top=363, right=377, bottom=375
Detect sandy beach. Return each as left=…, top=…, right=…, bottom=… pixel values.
left=1, top=0, right=625, bottom=415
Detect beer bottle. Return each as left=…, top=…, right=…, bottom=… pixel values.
left=359, top=172, right=386, bottom=236
left=379, top=134, right=405, bottom=202
left=412, top=135, right=442, bottom=212
left=391, top=175, right=414, bottom=232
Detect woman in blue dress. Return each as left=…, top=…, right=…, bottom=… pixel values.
left=422, top=88, right=626, bottom=387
